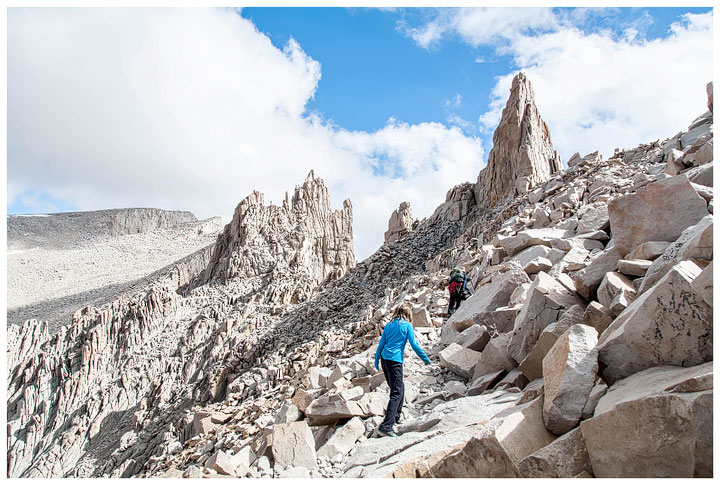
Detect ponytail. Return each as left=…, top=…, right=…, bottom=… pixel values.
left=391, top=304, right=412, bottom=324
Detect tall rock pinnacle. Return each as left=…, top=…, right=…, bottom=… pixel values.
left=475, top=72, right=562, bottom=209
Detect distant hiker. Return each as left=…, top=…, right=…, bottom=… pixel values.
left=421, top=262, right=427, bottom=272
left=462, top=276, right=473, bottom=298
left=447, top=267, right=469, bottom=316
left=373, top=304, right=430, bottom=438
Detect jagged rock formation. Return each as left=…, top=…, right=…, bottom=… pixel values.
left=384, top=201, right=415, bottom=244
left=7, top=76, right=713, bottom=479
left=475, top=72, right=562, bottom=209
left=199, top=171, right=354, bottom=304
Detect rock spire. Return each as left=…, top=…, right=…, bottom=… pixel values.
left=199, top=171, right=354, bottom=301
left=475, top=72, right=562, bottom=209
left=384, top=201, right=414, bottom=244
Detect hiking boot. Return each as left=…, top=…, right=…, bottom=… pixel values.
left=376, top=428, right=399, bottom=438
left=395, top=416, right=403, bottom=425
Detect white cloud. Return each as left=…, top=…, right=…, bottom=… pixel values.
left=399, top=7, right=558, bottom=49
left=453, top=7, right=559, bottom=46
left=486, top=12, right=713, bottom=161
left=8, top=8, right=484, bottom=261
left=405, top=8, right=713, bottom=163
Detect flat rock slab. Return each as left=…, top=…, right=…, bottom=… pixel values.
left=428, top=397, right=556, bottom=478
left=497, top=228, right=576, bottom=257
left=593, top=362, right=713, bottom=416
left=597, top=260, right=712, bottom=385
left=617, top=259, right=652, bottom=276
left=608, top=175, right=709, bottom=258
left=272, top=421, right=317, bottom=470
left=341, top=390, right=520, bottom=478
left=305, top=392, right=386, bottom=426
left=626, top=240, right=671, bottom=261
left=451, top=324, right=491, bottom=352
left=439, top=343, right=483, bottom=379
left=542, top=324, right=599, bottom=435
left=581, top=363, right=713, bottom=477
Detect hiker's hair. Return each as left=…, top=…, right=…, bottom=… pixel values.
left=392, top=304, right=412, bottom=323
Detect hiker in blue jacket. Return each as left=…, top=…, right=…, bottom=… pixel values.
left=373, top=304, right=431, bottom=438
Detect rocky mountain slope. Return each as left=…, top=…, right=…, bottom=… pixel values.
left=7, top=74, right=713, bottom=478
left=7, top=209, right=222, bottom=331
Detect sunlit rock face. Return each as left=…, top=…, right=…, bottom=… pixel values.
left=474, top=72, right=562, bottom=210
left=199, top=170, right=355, bottom=303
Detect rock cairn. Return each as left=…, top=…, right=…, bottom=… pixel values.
left=7, top=77, right=713, bottom=479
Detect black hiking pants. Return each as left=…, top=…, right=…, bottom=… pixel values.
left=448, top=291, right=462, bottom=314
left=379, top=358, right=404, bottom=432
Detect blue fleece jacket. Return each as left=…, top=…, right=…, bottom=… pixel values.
left=374, top=318, right=431, bottom=369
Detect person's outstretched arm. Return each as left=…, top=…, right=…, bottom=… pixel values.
left=374, top=329, right=387, bottom=370
left=406, top=322, right=431, bottom=364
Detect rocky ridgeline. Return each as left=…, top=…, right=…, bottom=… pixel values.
left=7, top=208, right=215, bottom=250
left=197, top=170, right=355, bottom=304
left=6, top=74, right=713, bottom=478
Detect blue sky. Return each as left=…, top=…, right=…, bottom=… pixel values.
left=242, top=8, right=503, bottom=136
left=6, top=6, right=714, bottom=258
left=243, top=7, right=711, bottom=135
